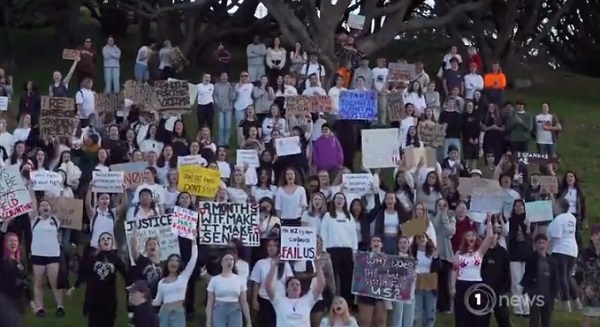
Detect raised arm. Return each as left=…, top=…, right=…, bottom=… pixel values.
left=265, top=260, right=278, bottom=301
left=311, top=258, right=326, bottom=302
left=180, top=242, right=198, bottom=280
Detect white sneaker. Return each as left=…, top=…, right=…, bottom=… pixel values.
left=562, top=301, right=572, bottom=312
left=573, top=299, right=583, bottom=310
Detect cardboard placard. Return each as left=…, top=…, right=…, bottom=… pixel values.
left=123, top=80, right=157, bottom=111
left=386, top=91, right=406, bottom=122
left=33, top=198, right=84, bottom=230
left=170, top=47, right=189, bottom=70
left=538, top=175, right=559, bottom=194
left=62, top=49, right=80, bottom=60
left=388, top=63, right=416, bottom=82
left=284, top=96, right=332, bottom=117
left=125, top=215, right=180, bottom=265
left=153, top=80, right=190, bottom=111
left=404, top=147, right=437, bottom=168
left=95, top=93, right=123, bottom=113
left=416, top=273, right=438, bottom=291
left=418, top=123, right=447, bottom=148
left=40, top=96, right=77, bottom=138
left=458, top=177, right=502, bottom=198
left=400, top=217, right=428, bottom=237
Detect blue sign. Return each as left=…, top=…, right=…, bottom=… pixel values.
left=339, top=90, right=377, bottom=120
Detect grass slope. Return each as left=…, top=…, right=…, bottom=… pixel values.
left=3, top=29, right=597, bottom=327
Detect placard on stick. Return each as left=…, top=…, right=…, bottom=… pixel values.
left=351, top=252, right=417, bottom=301
left=170, top=47, right=189, bottom=72
left=123, top=80, right=158, bottom=111
left=388, top=63, right=416, bottom=82
left=40, top=96, right=77, bottom=138
left=62, top=49, right=80, bottom=60
left=153, top=80, right=190, bottom=112
left=418, top=123, right=447, bottom=147
left=511, top=152, right=558, bottom=166
left=95, top=93, right=123, bottom=113
left=198, top=202, right=260, bottom=246
left=386, top=92, right=406, bottom=122
left=284, top=96, right=332, bottom=117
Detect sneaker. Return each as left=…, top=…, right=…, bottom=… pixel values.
left=56, top=306, right=66, bottom=317
left=35, top=308, right=45, bottom=317
left=573, top=298, right=583, bottom=310
left=562, top=300, right=572, bottom=312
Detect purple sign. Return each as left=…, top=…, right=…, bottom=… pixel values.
left=351, top=252, right=417, bottom=301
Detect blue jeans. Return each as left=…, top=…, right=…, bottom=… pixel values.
left=414, top=290, right=437, bottom=327
left=234, top=110, right=246, bottom=127
left=382, top=235, right=397, bottom=255
left=217, top=110, right=233, bottom=146
left=158, top=306, right=185, bottom=327
left=211, top=301, right=242, bottom=327
left=392, top=299, right=415, bottom=327
left=537, top=143, right=556, bottom=157
left=443, top=138, right=461, bottom=157
left=134, top=63, right=150, bottom=82
left=104, top=67, right=120, bottom=93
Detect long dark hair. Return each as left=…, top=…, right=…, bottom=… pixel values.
left=409, top=233, right=436, bottom=257
left=157, top=145, right=177, bottom=168
left=161, top=253, right=183, bottom=277
left=328, top=192, right=351, bottom=219
left=421, top=171, right=443, bottom=195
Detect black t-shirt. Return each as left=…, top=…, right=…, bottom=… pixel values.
left=238, top=119, right=262, bottom=139
left=131, top=256, right=162, bottom=298
left=132, top=302, right=158, bottom=327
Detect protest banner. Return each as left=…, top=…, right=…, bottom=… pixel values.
left=386, top=92, right=405, bottom=122
left=178, top=166, right=220, bottom=198
left=275, top=136, right=302, bottom=157
left=95, top=93, right=123, bottom=113
left=469, top=192, right=507, bottom=222
left=125, top=215, right=180, bottom=265
left=418, top=123, right=447, bottom=147
left=236, top=150, right=260, bottom=168
left=123, top=80, right=157, bottom=111
left=33, top=197, right=84, bottom=230
left=198, top=202, right=260, bottom=246
left=361, top=129, right=400, bottom=168
left=538, top=176, right=559, bottom=194
left=525, top=200, right=554, bottom=223
left=348, top=13, right=366, bottom=30
left=280, top=226, right=317, bottom=260
left=388, top=63, right=416, bottom=82
left=342, top=174, right=372, bottom=194
left=30, top=170, right=62, bottom=193
left=110, top=162, right=146, bottom=189
left=167, top=78, right=197, bottom=105
left=92, top=171, right=124, bottom=193
left=0, top=165, right=34, bottom=221
left=177, top=155, right=208, bottom=169
left=153, top=80, right=190, bottom=112
left=171, top=206, right=199, bottom=240
left=62, top=49, right=80, bottom=60
left=40, top=96, right=77, bottom=138
left=0, top=96, right=7, bottom=111
left=404, top=147, right=437, bottom=168
left=458, top=177, right=502, bottom=198
left=339, top=90, right=377, bottom=120
left=400, top=217, right=428, bottom=237
left=351, top=252, right=417, bottom=301
left=511, top=152, right=557, bottom=165
left=284, top=96, right=332, bottom=117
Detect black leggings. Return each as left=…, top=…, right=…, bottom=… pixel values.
left=86, top=302, right=117, bottom=327
left=551, top=253, right=578, bottom=301
left=327, top=247, right=354, bottom=306
left=454, top=280, right=488, bottom=327
left=257, top=297, right=276, bottom=327
left=197, top=103, right=215, bottom=134
left=437, top=260, right=452, bottom=312
left=529, top=292, right=553, bottom=327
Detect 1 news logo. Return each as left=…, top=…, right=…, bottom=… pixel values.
left=463, top=283, right=545, bottom=316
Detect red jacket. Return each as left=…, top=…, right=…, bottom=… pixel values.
left=468, top=54, right=483, bottom=73
left=451, top=216, right=478, bottom=253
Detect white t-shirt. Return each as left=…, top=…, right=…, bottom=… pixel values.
left=276, top=85, right=298, bottom=97
left=302, top=87, right=326, bottom=96
left=197, top=83, right=214, bottom=105
left=372, top=67, right=389, bottom=92
left=318, top=316, right=359, bottom=327
left=12, top=128, right=30, bottom=142
left=249, top=258, right=294, bottom=299
left=75, top=88, right=95, bottom=119
left=90, top=208, right=116, bottom=248
left=226, top=187, right=249, bottom=204
left=31, top=216, right=61, bottom=257
left=273, top=290, right=316, bottom=327
left=535, top=113, right=554, bottom=145
left=234, top=83, right=254, bottom=111
left=133, top=183, right=166, bottom=205
left=275, top=186, right=307, bottom=220
left=328, top=87, right=346, bottom=115
left=300, top=63, right=325, bottom=89
left=0, top=132, right=14, bottom=157
left=207, top=274, right=247, bottom=302
left=263, top=117, right=288, bottom=142
left=547, top=212, right=578, bottom=257
left=136, top=46, right=150, bottom=65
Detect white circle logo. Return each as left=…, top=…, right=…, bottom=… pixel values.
left=463, top=283, right=496, bottom=316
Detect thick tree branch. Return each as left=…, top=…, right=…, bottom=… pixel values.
left=520, top=0, right=576, bottom=58
left=119, top=0, right=218, bottom=19
left=400, top=0, right=490, bottom=31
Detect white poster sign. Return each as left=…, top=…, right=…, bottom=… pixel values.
left=92, top=171, right=124, bottom=193
left=177, top=155, right=207, bottom=169
left=30, top=170, right=62, bottom=193
left=280, top=226, right=317, bottom=260
left=0, top=97, right=8, bottom=111
left=361, top=129, right=401, bottom=168
left=0, top=165, right=34, bottom=221
left=125, top=215, right=180, bottom=265
left=275, top=136, right=302, bottom=157
left=236, top=150, right=260, bottom=168
left=342, top=173, right=373, bottom=194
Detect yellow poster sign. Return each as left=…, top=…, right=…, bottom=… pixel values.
left=178, top=165, right=221, bottom=198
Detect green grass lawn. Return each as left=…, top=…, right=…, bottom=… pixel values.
left=4, top=28, right=598, bottom=326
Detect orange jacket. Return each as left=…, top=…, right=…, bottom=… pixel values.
left=336, top=67, right=351, bottom=88
left=484, top=72, right=507, bottom=90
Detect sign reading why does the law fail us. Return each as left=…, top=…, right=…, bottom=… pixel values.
left=125, top=215, right=180, bottom=265
left=198, top=202, right=260, bottom=247
left=351, top=252, right=417, bottom=302
left=280, top=226, right=317, bottom=260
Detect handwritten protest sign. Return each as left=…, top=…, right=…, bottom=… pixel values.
left=348, top=13, right=366, bottom=30
left=339, top=90, right=377, bottom=120
left=177, top=155, right=207, bottom=169
left=171, top=206, right=199, bottom=240
left=280, top=226, right=317, bottom=260
left=198, top=202, right=260, bottom=246
left=284, top=96, right=332, bottom=117
left=342, top=174, right=372, bottom=194
left=525, top=200, right=553, bottom=223
left=275, top=136, right=302, bottom=157
left=30, top=170, right=62, bottom=193
left=469, top=192, right=507, bottom=222
left=236, top=150, right=260, bottom=168
left=361, top=129, right=400, bottom=168
left=458, top=178, right=502, bottom=198
left=0, top=165, right=34, bottom=221
left=40, top=96, right=77, bottom=138
left=386, top=92, right=405, bottom=122
left=388, top=63, right=416, bottom=82
left=153, top=80, right=190, bottom=112
left=404, top=147, right=437, bottom=168
left=169, top=47, right=189, bottom=72
left=539, top=176, right=558, bottom=194
left=62, top=49, right=80, bottom=60
left=34, top=197, right=84, bottom=230
left=351, top=252, right=417, bottom=301
left=0, top=96, right=7, bottom=111
left=511, top=152, right=557, bottom=165
left=110, top=162, right=146, bottom=189
left=95, top=93, right=123, bottom=113
left=123, top=80, right=158, bottom=111
left=92, top=171, right=124, bottom=193
left=125, top=215, right=180, bottom=265
left=167, top=78, right=197, bottom=105
left=418, top=123, right=447, bottom=147
left=178, top=166, right=221, bottom=198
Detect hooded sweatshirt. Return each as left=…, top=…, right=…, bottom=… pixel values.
left=312, top=135, right=343, bottom=171
left=482, top=244, right=511, bottom=295
left=507, top=213, right=533, bottom=262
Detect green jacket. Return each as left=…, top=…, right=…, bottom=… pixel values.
left=506, top=111, right=532, bottom=142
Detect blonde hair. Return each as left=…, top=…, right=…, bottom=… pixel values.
left=412, top=202, right=430, bottom=225
left=17, top=114, right=31, bottom=128
left=331, top=167, right=351, bottom=186
left=230, top=168, right=250, bottom=193
left=308, top=192, right=327, bottom=217
left=326, top=297, right=351, bottom=326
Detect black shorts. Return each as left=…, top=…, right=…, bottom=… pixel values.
left=356, top=295, right=382, bottom=306
left=31, top=255, right=60, bottom=266
left=311, top=300, right=327, bottom=313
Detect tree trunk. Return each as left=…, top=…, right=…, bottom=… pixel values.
left=2, top=0, right=15, bottom=66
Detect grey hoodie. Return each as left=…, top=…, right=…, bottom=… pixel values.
left=214, top=82, right=235, bottom=112
left=102, top=45, right=121, bottom=68
left=246, top=43, right=266, bottom=67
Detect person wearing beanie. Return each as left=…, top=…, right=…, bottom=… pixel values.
left=128, top=280, right=158, bottom=327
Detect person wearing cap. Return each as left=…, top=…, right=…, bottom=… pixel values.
left=128, top=280, right=158, bottom=327
left=578, top=225, right=600, bottom=325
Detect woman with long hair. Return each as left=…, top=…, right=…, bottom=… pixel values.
left=252, top=168, right=277, bottom=202
left=163, top=169, right=180, bottom=211
left=250, top=239, right=294, bottom=327
left=68, top=232, right=127, bottom=327
left=392, top=170, right=415, bottom=212
left=6, top=141, right=26, bottom=167
left=275, top=167, right=307, bottom=226
left=481, top=103, right=504, bottom=166
left=257, top=197, right=281, bottom=241
left=227, top=168, right=251, bottom=203
left=507, top=199, right=533, bottom=316
left=262, top=104, right=287, bottom=143
left=253, top=75, right=276, bottom=121
left=13, top=114, right=32, bottom=143
left=410, top=234, right=442, bottom=327
left=301, top=192, right=327, bottom=233
left=373, top=192, right=411, bottom=254
left=415, top=170, right=443, bottom=216
left=450, top=216, right=494, bottom=327
left=356, top=236, right=388, bottom=327
left=429, top=198, right=455, bottom=313
left=349, top=198, right=375, bottom=251
left=156, top=145, right=177, bottom=186
left=320, top=192, right=356, bottom=306
left=127, top=188, right=159, bottom=221
left=0, top=228, right=33, bottom=315
left=139, top=124, right=164, bottom=157
left=128, top=232, right=162, bottom=313
left=557, top=170, right=586, bottom=248
left=206, top=250, right=252, bottom=327
left=237, top=105, right=262, bottom=146
left=152, top=233, right=198, bottom=327
left=318, top=297, right=358, bottom=327
left=266, top=37, right=286, bottom=85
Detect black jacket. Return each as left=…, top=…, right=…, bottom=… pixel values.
left=520, top=252, right=557, bottom=298
left=373, top=204, right=411, bottom=237
left=481, top=244, right=511, bottom=295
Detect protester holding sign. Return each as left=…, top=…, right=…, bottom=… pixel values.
left=355, top=236, right=388, bottom=327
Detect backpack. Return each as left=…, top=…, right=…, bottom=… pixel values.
left=90, top=208, right=116, bottom=234
left=32, top=216, right=59, bottom=230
